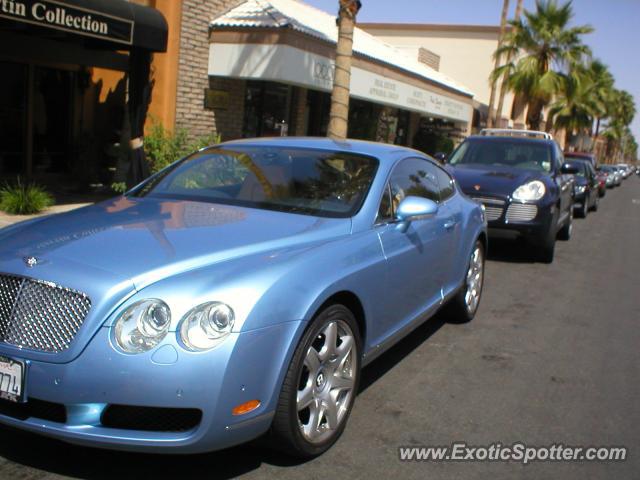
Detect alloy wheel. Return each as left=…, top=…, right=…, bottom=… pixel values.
left=297, top=320, right=357, bottom=444
left=465, top=244, right=484, bottom=314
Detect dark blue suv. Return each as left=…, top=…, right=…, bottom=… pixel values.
left=444, top=131, right=575, bottom=263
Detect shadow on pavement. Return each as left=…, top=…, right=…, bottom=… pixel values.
left=485, top=237, right=539, bottom=264
left=0, top=313, right=451, bottom=479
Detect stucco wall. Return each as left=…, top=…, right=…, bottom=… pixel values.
left=360, top=25, right=516, bottom=125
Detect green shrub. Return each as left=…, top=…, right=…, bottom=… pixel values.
left=144, top=121, right=221, bottom=174
left=0, top=179, right=54, bottom=215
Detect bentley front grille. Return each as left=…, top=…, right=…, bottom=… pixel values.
left=0, top=274, right=91, bottom=353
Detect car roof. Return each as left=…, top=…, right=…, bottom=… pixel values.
left=466, top=135, right=555, bottom=146
left=565, top=152, right=595, bottom=159
left=217, top=136, right=426, bottom=160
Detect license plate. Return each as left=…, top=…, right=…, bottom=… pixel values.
left=0, top=355, right=25, bottom=403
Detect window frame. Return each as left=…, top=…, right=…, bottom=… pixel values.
left=374, top=156, right=451, bottom=226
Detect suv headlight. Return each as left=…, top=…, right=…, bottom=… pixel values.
left=179, top=302, right=235, bottom=352
left=114, top=299, right=171, bottom=354
left=512, top=180, right=546, bottom=202
left=574, top=185, right=586, bottom=194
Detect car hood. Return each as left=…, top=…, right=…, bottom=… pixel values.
left=447, top=164, right=545, bottom=197
left=0, top=196, right=351, bottom=290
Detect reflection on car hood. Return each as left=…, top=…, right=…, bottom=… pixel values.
left=0, top=197, right=351, bottom=289
left=447, top=164, right=545, bottom=197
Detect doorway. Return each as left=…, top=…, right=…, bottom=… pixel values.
left=0, top=61, right=75, bottom=184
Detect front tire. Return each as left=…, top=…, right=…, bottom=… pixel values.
left=557, top=208, right=573, bottom=241
left=270, top=304, right=361, bottom=458
left=445, top=240, right=485, bottom=323
left=576, top=200, right=588, bottom=218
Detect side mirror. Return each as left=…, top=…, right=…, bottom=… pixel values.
left=433, top=152, right=447, bottom=162
left=396, top=196, right=438, bottom=232
left=561, top=163, right=579, bottom=175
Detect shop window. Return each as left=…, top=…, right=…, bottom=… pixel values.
left=0, top=62, right=27, bottom=176
left=243, top=81, right=292, bottom=138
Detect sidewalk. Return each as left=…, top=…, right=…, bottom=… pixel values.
left=0, top=203, right=92, bottom=228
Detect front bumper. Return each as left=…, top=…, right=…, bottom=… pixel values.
left=0, top=320, right=303, bottom=453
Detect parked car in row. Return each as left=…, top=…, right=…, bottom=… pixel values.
left=564, top=160, right=599, bottom=217
left=565, top=151, right=597, bottom=168
left=594, top=168, right=608, bottom=196
left=598, top=165, right=623, bottom=187
left=596, top=165, right=617, bottom=188
left=443, top=129, right=575, bottom=263
left=0, top=138, right=487, bottom=458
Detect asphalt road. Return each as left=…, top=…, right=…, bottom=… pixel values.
left=1, top=176, right=639, bottom=480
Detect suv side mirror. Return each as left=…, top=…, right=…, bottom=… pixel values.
left=433, top=152, right=447, bottom=162
left=396, top=196, right=438, bottom=232
left=561, top=163, right=579, bottom=175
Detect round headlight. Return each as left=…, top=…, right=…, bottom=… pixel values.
left=512, top=180, right=546, bottom=202
left=114, top=299, right=171, bottom=354
left=179, top=302, right=235, bottom=352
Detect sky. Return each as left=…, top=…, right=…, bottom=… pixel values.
left=303, top=0, right=640, bottom=142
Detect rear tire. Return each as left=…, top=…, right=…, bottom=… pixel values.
left=445, top=240, right=484, bottom=323
left=270, top=304, right=361, bottom=458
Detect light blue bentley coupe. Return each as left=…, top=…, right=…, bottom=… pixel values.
left=0, top=138, right=486, bottom=457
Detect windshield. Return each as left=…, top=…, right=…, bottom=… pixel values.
left=130, top=146, right=379, bottom=218
left=449, top=139, right=553, bottom=172
left=568, top=162, right=588, bottom=177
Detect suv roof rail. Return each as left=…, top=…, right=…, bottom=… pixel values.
left=479, top=128, right=553, bottom=140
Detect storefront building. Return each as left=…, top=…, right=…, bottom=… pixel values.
left=154, top=0, right=475, bottom=156
left=358, top=22, right=517, bottom=131
left=0, top=0, right=168, bottom=192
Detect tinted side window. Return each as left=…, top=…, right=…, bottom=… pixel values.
left=376, top=183, right=394, bottom=223
left=555, top=143, right=564, bottom=171
left=389, top=158, right=440, bottom=208
left=434, top=166, right=455, bottom=201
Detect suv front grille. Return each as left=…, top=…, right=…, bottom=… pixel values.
left=0, top=274, right=91, bottom=353
left=471, top=196, right=505, bottom=222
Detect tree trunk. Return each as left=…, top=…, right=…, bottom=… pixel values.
left=526, top=98, right=544, bottom=131
left=496, top=0, right=523, bottom=127
left=487, top=0, right=510, bottom=128
left=328, top=1, right=360, bottom=140
left=564, top=128, right=572, bottom=152
left=512, top=92, right=527, bottom=129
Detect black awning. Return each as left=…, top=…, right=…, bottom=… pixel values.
left=0, top=0, right=168, bottom=52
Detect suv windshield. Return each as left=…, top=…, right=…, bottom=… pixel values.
left=449, top=138, right=553, bottom=172
left=130, top=146, right=379, bottom=218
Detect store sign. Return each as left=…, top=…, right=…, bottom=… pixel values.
left=0, top=0, right=134, bottom=45
left=209, top=43, right=473, bottom=123
left=204, top=88, right=230, bottom=110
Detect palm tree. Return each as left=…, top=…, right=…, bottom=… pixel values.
left=487, top=0, right=510, bottom=128
left=492, top=0, right=593, bottom=130
left=586, top=60, right=614, bottom=140
left=495, top=0, right=524, bottom=128
left=602, top=90, right=636, bottom=162
left=548, top=66, right=595, bottom=150
left=328, top=0, right=362, bottom=140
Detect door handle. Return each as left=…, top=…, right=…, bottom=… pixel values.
left=444, top=220, right=457, bottom=230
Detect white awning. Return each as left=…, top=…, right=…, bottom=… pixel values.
left=209, top=42, right=473, bottom=124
